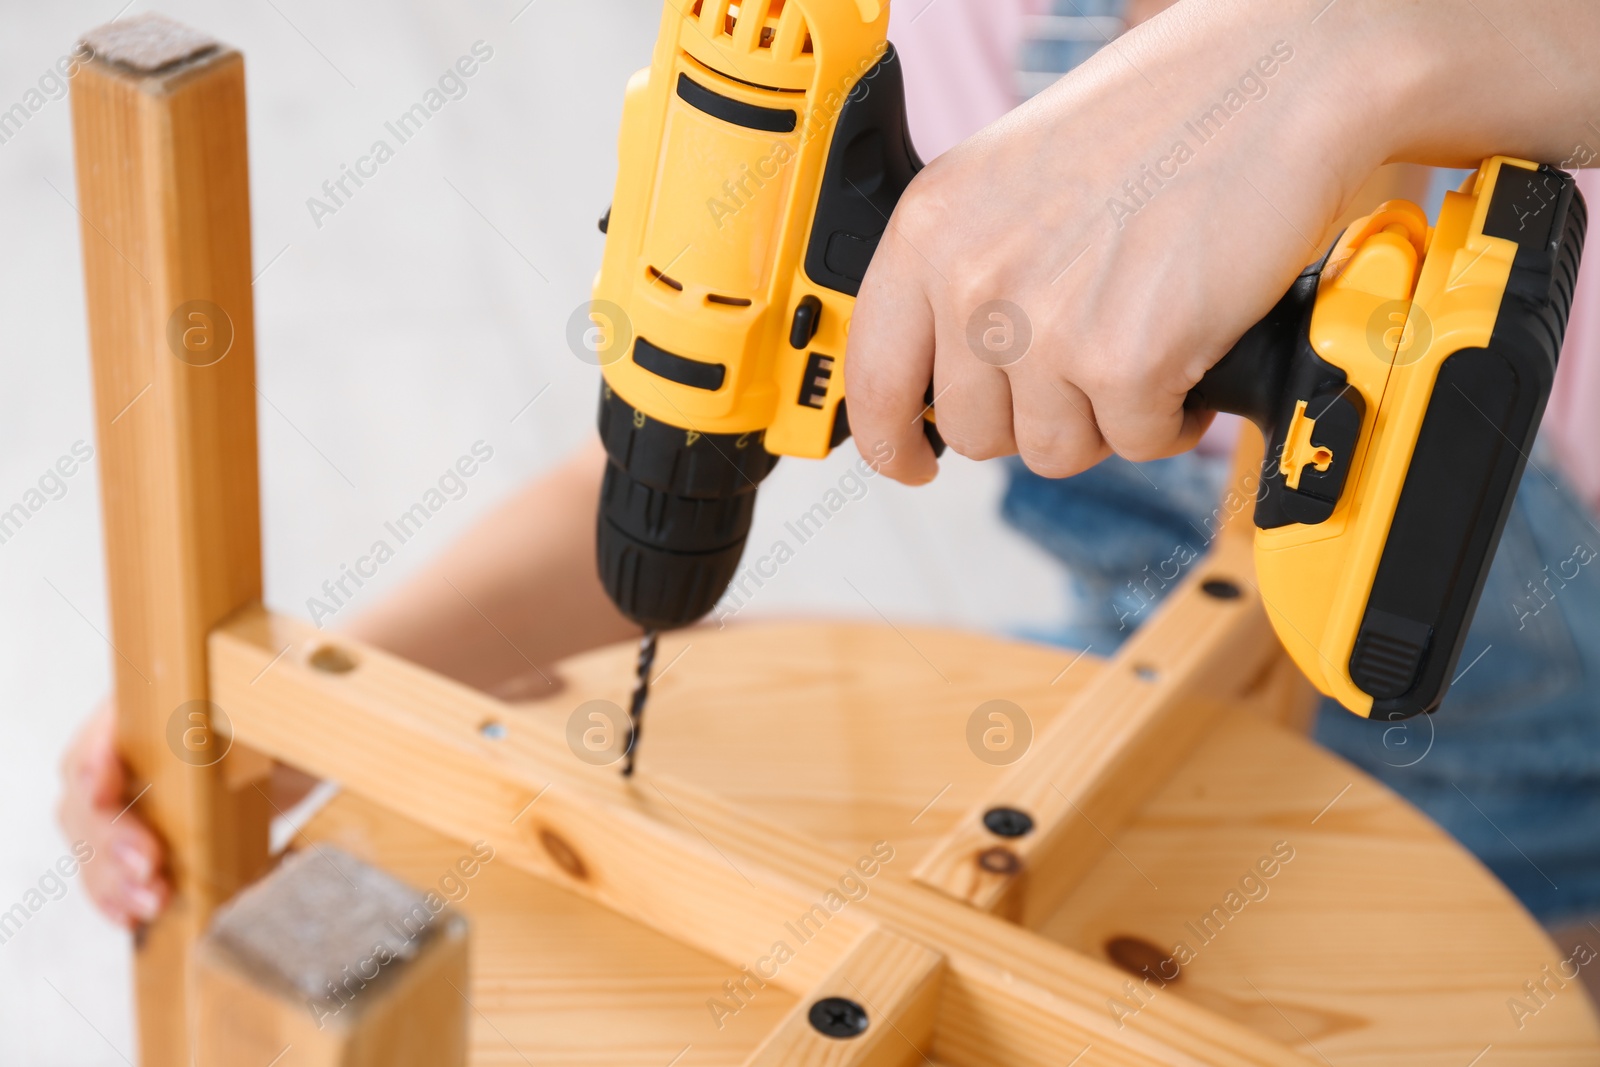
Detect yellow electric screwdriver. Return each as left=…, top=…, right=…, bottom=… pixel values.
left=589, top=1, right=1587, bottom=747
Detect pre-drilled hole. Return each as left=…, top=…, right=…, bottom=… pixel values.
left=480, top=720, right=508, bottom=740
left=309, top=645, right=357, bottom=674
left=538, top=828, right=589, bottom=880
left=1133, top=665, right=1159, bottom=683
left=978, top=846, right=1022, bottom=875
left=1202, top=578, right=1242, bottom=600
left=1105, top=935, right=1181, bottom=982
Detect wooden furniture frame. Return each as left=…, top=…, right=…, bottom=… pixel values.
left=70, top=14, right=1600, bottom=1067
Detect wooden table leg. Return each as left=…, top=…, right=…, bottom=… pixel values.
left=71, top=13, right=273, bottom=1064
left=195, top=847, right=470, bottom=1067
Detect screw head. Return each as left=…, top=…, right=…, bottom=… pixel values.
left=983, top=807, right=1034, bottom=838
left=808, top=997, right=869, bottom=1039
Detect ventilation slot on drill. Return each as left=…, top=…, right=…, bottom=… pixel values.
left=647, top=267, right=684, bottom=291
left=706, top=293, right=752, bottom=307
left=759, top=0, right=784, bottom=47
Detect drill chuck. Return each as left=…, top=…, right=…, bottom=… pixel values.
left=596, top=385, right=779, bottom=631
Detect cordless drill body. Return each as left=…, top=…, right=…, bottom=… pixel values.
left=590, top=3, right=1588, bottom=723
left=592, top=0, right=916, bottom=632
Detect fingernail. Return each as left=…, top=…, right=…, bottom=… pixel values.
left=128, top=885, right=162, bottom=922
left=113, top=841, right=153, bottom=883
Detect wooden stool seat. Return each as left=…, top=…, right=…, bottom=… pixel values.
left=300, top=622, right=1600, bottom=1066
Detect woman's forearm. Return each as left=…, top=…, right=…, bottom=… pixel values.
left=342, top=438, right=637, bottom=697
left=1272, top=0, right=1599, bottom=170
left=847, top=0, right=1594, bottom=485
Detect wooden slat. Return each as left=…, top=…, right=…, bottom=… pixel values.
left=71, top=18, right=272, bottom=1064
left=211, top=606, right=1317, bottom=1067
left=743, top=929, right=943, bottom=1067
left=211, top=607, right=869, bottom=998
left=911, top=529, right=1279, bottom=925
left=907, top=428, right=1322, bottom=925
left=300, top=686, right=1600, bottom=1067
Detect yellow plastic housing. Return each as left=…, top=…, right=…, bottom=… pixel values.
left=594, top=0, right=892, bottom=457
left=1255, top=157, right=1529, bottom=716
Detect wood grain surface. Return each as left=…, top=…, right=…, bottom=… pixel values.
left=71, top=30, right=272, bottom=1065
left=278, top=619, right=1600, bottom=1066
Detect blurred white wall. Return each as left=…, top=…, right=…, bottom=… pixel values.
left=0, top=2, right=1064, bottom=1061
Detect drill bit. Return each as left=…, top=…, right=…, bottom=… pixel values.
left=621, top=630, right=658, bottom=777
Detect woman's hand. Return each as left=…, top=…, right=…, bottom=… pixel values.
left=57, top=701, right=167, bottom=929
left=847, top=0, right=1598, bottom=483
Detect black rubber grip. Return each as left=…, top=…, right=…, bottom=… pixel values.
left=1187, top=239, right=1365, bottom=530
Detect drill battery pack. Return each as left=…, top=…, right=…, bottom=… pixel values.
left=1194, top=158, right=1587, bottom=719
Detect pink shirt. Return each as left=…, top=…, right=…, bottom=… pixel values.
left=1544, top=170, right=1600, bottom=508
left=892, top=1, right=1040, bottom=160
left=891, top=3, right=1600, bottom=507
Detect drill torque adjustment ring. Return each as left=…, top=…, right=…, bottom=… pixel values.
left=595, top=386, right=779, bottom=632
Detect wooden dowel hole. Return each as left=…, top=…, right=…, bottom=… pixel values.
left=538, top=829, right=589, bottom=881
left=308, top=644, right=358, bottom=674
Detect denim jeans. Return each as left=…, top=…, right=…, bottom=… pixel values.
left=1001, top=447, right=1600, bottom=923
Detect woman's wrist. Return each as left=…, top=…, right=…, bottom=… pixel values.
left=1160, top=0, right=1592, bottom=209
left=1310, top=0, right=1599, bottom=170
left=1118, top=0, right=1395, bottom=229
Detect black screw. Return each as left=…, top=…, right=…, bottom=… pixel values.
left=983, top=806, right=1034, bottom=838
left=1202, top=578, right=1242, bottom=600
left=808, top=996, right=869, bottom=1039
